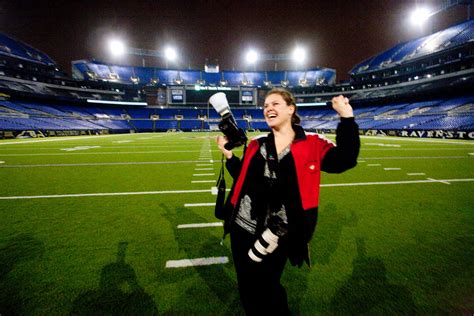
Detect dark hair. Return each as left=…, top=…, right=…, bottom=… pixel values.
left=265, top=88, right=301, bottom=124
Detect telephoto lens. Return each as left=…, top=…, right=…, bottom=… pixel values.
left=248, top=213, right=288, bottom=262
left=248, top=228, right=280, bottom=262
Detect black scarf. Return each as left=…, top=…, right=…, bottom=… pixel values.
left=247, top=132, right=286, bottom=233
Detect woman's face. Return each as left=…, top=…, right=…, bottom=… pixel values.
left=264, top=93, right=295, bottom=129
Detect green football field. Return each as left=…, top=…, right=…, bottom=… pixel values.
left=0, top=132, right=473, bottom=315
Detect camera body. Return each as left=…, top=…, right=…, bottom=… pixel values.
left=209, top=93, right=248, bottom=150
left=218, top=112, right=248, bottom=150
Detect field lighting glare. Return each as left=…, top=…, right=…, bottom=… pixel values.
left=292, top=47, right=306, bottom=63
left=109, top=39, right=126, bottom=57
left=410, top=7, right=432, bottom=26
left=164, top=47, right=177, bottom=61
left=246, top=50, right=258, bottom=64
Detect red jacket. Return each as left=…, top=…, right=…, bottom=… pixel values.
left=230, top=132, right=335, bottom=211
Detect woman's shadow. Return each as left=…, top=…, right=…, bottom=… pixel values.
left=71, top=242, right=157, bottom=315
left=329, top=238, right=417, bottom=315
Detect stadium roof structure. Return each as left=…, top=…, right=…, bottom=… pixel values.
left=0, top=33, right=57, bottom=66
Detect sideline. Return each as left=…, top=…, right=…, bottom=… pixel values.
left=359, top=135, right=474, bottom=145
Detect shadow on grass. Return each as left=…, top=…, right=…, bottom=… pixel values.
left=283, top=203, right=357, bottom=314
left=282, top=263, right=311, bottom=315
left=313, top=203, right=358, bottom=265
left=0, top=233, right=45, bottom=315
left=71, top=242, right=158, bottom=315
left=160, top=203, right=242, bottom=315
left=329, top=238, right=417, bottom=315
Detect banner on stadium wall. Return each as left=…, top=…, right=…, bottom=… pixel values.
left=364, top=129, right=474, bottom=140
left=46, top=130, right=108, bottom=137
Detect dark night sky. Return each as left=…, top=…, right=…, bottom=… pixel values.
left=0, top=0, right=472, bottom=81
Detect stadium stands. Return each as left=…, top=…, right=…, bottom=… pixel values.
left=1, top=20, right=473, bottom=139
left=1, top=93, right=472, bottom=135
left=350, top=19, right=474, bottom=76
left=72, top=60, right=336, bottom=88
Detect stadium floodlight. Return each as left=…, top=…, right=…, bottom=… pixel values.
left=410, top=7, right=432, bottom=26
left=292, top=47, right=306, bottom=64
left=164, top=47, right=177, bottom=62
left=245, top=49, right=258, bottom=64
left=109, top=39, right=126, bottom=57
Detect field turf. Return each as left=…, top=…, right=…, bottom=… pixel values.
left=0, top=132, right=473, bottom=315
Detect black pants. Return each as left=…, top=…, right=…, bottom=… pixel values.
left=230, top=225, right=290, bottom=315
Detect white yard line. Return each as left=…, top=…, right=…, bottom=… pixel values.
left=320, top=178, right=473, bottom=187
left=361, top=156, right=471, bottom=160
left=427, top=177, right=451, bottom=185
left=1, top=178, right=472, bottom=200
left=360, top=135, right=474, bottom=145
left=0, top=145, right=203, bottom=150
left=362, top=148, right=473, bottom=151
left=365, top=143, right=401, bottom=147
left=0, top=133, right=129, bottom=145
left=2, top=145, right=471, bottom=151
left=0, top=189, right=213, bottom=200
left=60, top=146, right=101, bottom=151
left=191, top=180, right=215, bottom=183
left=193, top=173, right=215, bottom=176
left=407, top=173, right=426, bottom=176
left=184, top=203, right=215, bottom=207
left=384, top=168, right=401, bottom=171
left=0, top=160, right=206, bottom=168
left=177, top=222, right=223, bottom=229
left=367, top=164, right=381, bottom=166
left=0, top=150, right=201, bottom=156
left=195, top=168, right=214, bottom=171
left=165, top=256, right=228, bottom=268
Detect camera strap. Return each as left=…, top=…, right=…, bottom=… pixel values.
left=214, top=154, right=226, bottom=220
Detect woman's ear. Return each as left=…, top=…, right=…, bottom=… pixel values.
left=288, top=104, right=296, bottom=115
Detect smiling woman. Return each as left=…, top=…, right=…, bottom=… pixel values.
left=215, top=88, right=360, bottom=314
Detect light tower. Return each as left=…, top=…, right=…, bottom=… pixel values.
left=107, top=37, right=179, bottom=68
